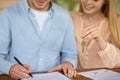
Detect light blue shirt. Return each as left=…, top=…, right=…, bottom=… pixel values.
left=0, top=0, right=77, bottom=74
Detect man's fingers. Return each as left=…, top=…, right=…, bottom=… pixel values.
left=49, top=62, right=76, bottom=78
left=17, top=70, right=29, bottom=78
left=66, top=64, right=77, bottom=78
left=61, top=61, right=77, bottom=78
left=10, top=69, right=22, bottom=79
left=18, top=65, right=30, bottom=73
left=73, top=70, right=77, bottom=77
left=10, top=67, right=29, bottom=79
left=24, top=64, right=32, bottom=72
left=48, top=65, right=62, bottom=72
left=14, top=69, right=29, bottom=79
left=67, top=67, right=74, bottom=77
left=10, top=64, right=31, bottom=79
left=48, top=68, right=56, bottom=72
left=63, top=65, right=68, bottom=76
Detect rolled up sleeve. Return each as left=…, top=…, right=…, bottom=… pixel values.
left=0, top=9, right=14, bottom=74
left=61, top=14, right=78, bottom=68
left=98, top=43, right=120, bottom=68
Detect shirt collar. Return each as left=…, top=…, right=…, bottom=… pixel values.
left=22, top=0, right=55, bottom=18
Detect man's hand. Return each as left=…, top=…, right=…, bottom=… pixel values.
left=9, top=64, right=32, bottom=79
left=48, top=61, right=77, bottom=78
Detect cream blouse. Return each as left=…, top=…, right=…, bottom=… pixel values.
left=72, top=12, right=120, bottom=69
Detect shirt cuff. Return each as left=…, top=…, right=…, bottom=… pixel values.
left=97, top=43, right=115, bottom=68
left=5, top=62, right=15, bottom=75
left=98, top=43, right=109, bottom=55
left=61, top=57, right=77, bottom=68
left=0, top=59, right=15, bottom=75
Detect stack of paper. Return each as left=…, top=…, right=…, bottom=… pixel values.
left=22, top=72, right=71, bottom=80
left=77, top=69, right=120, bottom=80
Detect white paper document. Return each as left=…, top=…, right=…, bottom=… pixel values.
left=77, top=69, right=120, bottom=80
left=22, top=72, right=71, bottom=80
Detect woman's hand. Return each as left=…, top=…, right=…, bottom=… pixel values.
left=82, top=26, right=107, bottom=50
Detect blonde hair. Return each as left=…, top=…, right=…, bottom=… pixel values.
left=108, top=0, right=120, bottom=48
left=80, top=0, right=120, bottom=48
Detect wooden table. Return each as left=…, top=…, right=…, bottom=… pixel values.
left=0, top=68, right=120, bottom=80
left=73, top=68, right=120, bottom=80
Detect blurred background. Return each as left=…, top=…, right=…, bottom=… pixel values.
left=54, top=0, right=120, bottom=13
left=53, top=0, right=80, bottom=11
left=0, top=0, right=120, bottom=13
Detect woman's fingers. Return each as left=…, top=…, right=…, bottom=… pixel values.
left=82, top=26, right=98, bottom=40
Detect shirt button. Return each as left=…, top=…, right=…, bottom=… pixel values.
left=33, top=17, right=35, bottom=20
left=39, top=59, right=43, bottom=61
